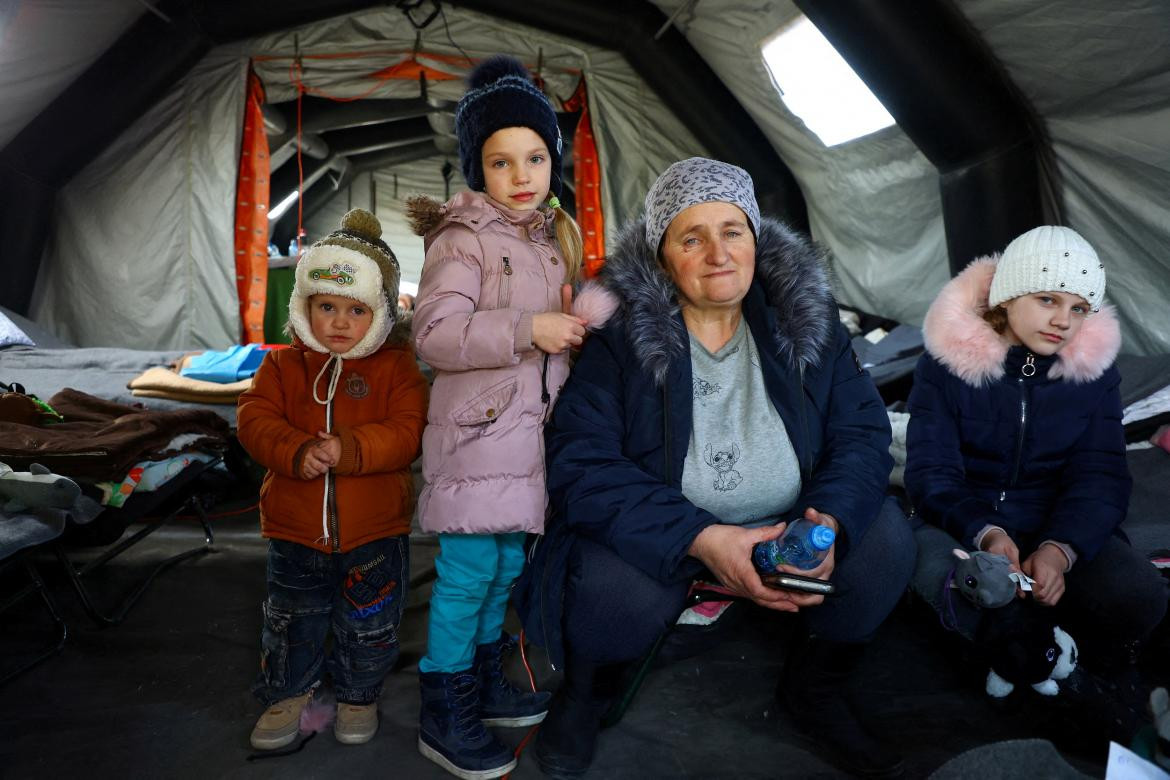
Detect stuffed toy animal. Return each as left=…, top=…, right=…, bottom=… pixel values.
left=952, top=548, right=1018, bottom=608
left=0, top=461, right=81, bottom=512
left=976, top=599, right=1078, bottom=698
left=1151, top=687, right=1170, bottom=770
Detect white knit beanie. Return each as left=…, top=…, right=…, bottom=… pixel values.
left=988, top=226, right=1105, bottom=312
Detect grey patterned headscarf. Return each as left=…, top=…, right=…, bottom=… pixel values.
left=643, top=157, right=761, bottom=253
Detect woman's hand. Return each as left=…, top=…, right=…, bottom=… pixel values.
left=533, top=312, right=587, bottom=354
left=1022, top=546, right=1067, bottom=606
left=773, top=507, right=837, bottom=608
left=688, top=523, right=808, bottom=612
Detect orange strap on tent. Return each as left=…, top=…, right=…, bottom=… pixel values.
left=233, top=68, right=271, bottom=344
left=563, top=79, right=605, bottom=278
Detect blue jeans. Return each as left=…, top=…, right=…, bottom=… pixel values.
left=420, top=532, right=527, bottom=673
left=911, top=520, right=1168, bottom=644
left=562, top=496, right=917, bottom=664
left=252, top=535, right=408, bottom=705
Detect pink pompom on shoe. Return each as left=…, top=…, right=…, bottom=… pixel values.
left=299, top=694, right=336, bottom=734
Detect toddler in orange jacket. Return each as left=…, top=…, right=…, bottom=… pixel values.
left=237, top=209, right=427, bottom=750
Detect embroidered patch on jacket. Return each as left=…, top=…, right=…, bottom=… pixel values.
left=345, top=373, right=369, bottom=399
left=308, top=262, right=356, bottom=286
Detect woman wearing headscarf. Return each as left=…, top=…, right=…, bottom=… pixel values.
left=514, top=158, right=915, bottom=778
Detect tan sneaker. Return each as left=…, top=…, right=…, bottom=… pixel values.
left=334, top=702, right=379, bottom=745
left=249, top=691, right=312, bottom=750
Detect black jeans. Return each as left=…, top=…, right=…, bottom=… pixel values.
left=252, top=535, right=409, bottom=705
left=911, top=521, right=1168, bottom=645
left=561, top=497, right=916, bottom=664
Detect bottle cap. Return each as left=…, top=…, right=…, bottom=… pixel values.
left=810, top=525, right=836, bottom=550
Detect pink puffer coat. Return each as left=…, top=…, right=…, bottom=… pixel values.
left=409, top=191, right=570, bottom=534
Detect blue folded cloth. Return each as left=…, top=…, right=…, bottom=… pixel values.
left=179, top=344, right=266, bottom=383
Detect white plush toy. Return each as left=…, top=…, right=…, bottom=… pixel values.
left=0, top=461, right=81, bottom=513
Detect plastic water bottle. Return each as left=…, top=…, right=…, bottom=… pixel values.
left=752, top=519, right=836, bottom=572
left=287, top=237, right=299, bottom=258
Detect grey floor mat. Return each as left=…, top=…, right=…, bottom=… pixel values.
left=1, top=510, right=1157, bottom=778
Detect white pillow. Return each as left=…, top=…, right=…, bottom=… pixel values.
left=0, top=310, right=35, bottom=348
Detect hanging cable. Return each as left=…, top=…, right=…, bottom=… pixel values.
left=293, top=35, right=305, bottom=245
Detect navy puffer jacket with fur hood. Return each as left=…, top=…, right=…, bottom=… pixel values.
left=513, top=217, right=893, bottom=668
left=905, top=258, right=1129, bottom=562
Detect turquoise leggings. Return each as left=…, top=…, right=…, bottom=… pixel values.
left=419, top=532, right=527, bottom=673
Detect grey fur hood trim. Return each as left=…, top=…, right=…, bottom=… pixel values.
left=601, top=217, right=836, bottom=386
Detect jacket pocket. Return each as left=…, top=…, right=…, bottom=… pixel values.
left=453, top=376, right=519, bottom=426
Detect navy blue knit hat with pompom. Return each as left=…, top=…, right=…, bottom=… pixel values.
left=455, top=55, right=564, bottom=197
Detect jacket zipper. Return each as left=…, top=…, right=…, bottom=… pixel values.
left=797, top=366, right=812, bottom=483
left=326, top=390, right=340, bottom=552
left=498, top=255, right=513, bottom=309
left=1003, top=353, right=1034, bottom=506
left=537, top=534, right=557, bottom=671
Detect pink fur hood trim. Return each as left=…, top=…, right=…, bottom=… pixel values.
left=923, top=257, right=1121, bottom=387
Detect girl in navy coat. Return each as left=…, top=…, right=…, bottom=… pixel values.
left=906, top=226, right=1166, bottom=674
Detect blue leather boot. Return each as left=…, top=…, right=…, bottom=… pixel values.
left=474, top=633, right=552, bottom=727
left=418, top=669, right=516, bottom=779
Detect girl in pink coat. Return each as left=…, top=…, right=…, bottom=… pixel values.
left=407, top=56, right=610, bottom=780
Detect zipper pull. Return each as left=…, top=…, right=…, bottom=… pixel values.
left=502, top=256, right=512, bottom=275
left=1021, top=353, right=1036, bottom=377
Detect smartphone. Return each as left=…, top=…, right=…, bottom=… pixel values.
left=760, top=571, right=836, bottom=596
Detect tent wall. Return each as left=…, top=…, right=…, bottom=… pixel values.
left=959, top=0, right=1170, bottom=354
left=251, top=5, right=707, bottom=275
left=29, top=55, right=247, bottom=350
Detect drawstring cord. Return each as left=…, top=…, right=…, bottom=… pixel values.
left=312, top=354, right=343, bottom=545
left=313, top=354, right=344, bottom=407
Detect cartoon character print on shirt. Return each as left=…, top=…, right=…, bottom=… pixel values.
left=693, top=376, right=722, bottom=406
left=704, top=442, right=743, bottom=492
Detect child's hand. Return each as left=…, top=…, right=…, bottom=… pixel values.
left=300, top=445, right=332, bottom=479
left=533, top=312, right=587, bottom=354
left=315, top=431, right=342, bottom=465
left=980, top=529, right=1022, bottom=571
left=1022, top=546, right=1067, bottom=606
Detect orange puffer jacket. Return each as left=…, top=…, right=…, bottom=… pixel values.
left=237, top=333, right=427, bottom=553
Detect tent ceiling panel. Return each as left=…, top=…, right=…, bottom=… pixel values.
left=323, top=116, right=438, bottom=156
left=0, top=1, right=143, bottom=150
left=649, top=0, right=950, bottom=326
left=246, top=4, right=713, bottom=242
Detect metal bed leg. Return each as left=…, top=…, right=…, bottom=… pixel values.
left=56, top=494, right=216, bottom=627
left=0, top=557, right=68, bottom=687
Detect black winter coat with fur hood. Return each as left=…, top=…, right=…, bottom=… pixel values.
left=513, top=217, right=893, bottom=669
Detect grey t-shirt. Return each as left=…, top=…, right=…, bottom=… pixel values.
left=680, top=318, right=802, bottom=526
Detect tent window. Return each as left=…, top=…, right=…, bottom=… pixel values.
left=762, top=16, right=894, bottom=147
